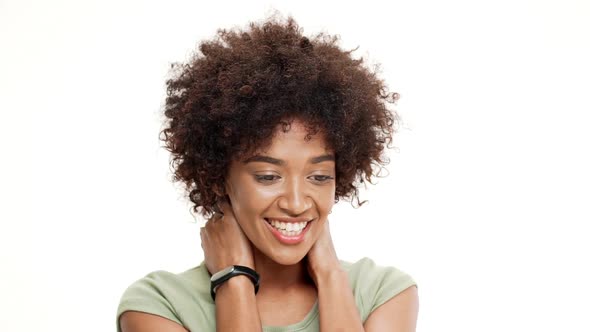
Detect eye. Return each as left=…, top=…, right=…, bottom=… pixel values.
left=254, top=174, right=281, bottom=183
left=310, top=175, right=335, bottom=183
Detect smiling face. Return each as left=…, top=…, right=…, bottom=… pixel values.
left=224, top=118, right=336, bottom=266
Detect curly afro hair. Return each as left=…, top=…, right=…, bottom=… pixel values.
left=160, top=16, right=398, bottom=217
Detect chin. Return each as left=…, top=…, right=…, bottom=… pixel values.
left=265, top=247, right=309, bottom=266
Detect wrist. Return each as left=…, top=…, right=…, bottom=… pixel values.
left=210, top=265, right=260, bottom=300
left=215, top=275, right=255, bottom=297
left=314, top=266, right=347, bottom=286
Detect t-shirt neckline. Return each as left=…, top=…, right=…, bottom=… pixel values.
left=262, top=299, right=319, bottom=332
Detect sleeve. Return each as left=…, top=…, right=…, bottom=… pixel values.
left=347, top=257, right=418, bottom=321
left=116, top=271, right=183, bottom=332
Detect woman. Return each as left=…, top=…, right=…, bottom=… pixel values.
left=117, top=16, right=418, bottom=332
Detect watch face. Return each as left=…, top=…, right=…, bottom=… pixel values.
left=211, top=266, right=235, bottom=282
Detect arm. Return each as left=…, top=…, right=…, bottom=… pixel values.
left=118, top=278, right=266, bottom=332
left=307, top=221, right=365, bottom=331
left=316, top=268, right=365, bottom=331
left=121, top=212, right=263, bottom=332
left=119, top=311, right=189, bottom=332
left=119, top=275, right=262, bottom=332
left=363, top=286, right=419, bottom=332
left=308, top=221, right=418, bottom=332
left=214, top=275, right=263, bottom=331
left=316, top=274, right=418, bottom=332
left=201, top=201, right=263, bottom=331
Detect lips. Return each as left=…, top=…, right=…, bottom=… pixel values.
left=265, top=216, right=313, bottom=223
left=263, top=218, right=313, bottom=245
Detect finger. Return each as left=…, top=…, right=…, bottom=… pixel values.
left=205, top=213, right=222, bottom=228
left=218, top=199, right=233, bottom=217
left=210, top=213, right=222, bottom=222
left=208, top=212, right=222, bottom=221
left=199, top=227, right=205, bottom=248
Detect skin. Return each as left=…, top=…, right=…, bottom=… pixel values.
left=120, top=118, right=419, bottom=331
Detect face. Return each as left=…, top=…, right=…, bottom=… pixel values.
left=224, top=119, right=336, bottom=266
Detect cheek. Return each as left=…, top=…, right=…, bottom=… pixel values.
left=311, top=186, right=336, bottom=214
left=229, top=177, right=335, bottom=217
left=318, top=196, right=334, bottom=215
left=229, top=184, right=275, bottom=217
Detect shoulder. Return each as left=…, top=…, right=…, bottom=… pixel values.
left=340, top=257, right=417, bottom=322
left=116, top=263, right=213, bottom=332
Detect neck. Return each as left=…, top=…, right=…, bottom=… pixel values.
left=252, top=247, right=312, bottom=290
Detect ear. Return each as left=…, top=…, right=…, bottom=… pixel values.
left=221, top=180, right=234, bottom=207
left=211, top=183, right=227, bottom=214
left=212, top=180, right=235, bottom=206
left=212, top=182, right=225, bottom=197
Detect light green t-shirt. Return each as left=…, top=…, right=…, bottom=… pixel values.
left=116, top=257, right=416, bottom=331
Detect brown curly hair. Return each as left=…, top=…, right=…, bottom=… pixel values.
left=160, top=16, right=398, bottom=217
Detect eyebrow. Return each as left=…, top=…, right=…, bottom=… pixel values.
left=243, top=154, right=335, bottom=165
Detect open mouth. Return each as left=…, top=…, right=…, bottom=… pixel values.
left=264, top=218, right=313, bottom=237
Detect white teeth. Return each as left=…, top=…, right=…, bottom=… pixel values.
left=267, top=219, right=309, bottom=236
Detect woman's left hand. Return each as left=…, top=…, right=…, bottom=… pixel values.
left=306, top=219, right=342, bottom=285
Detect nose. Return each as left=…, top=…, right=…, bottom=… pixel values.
left=277, top=178, right=312, bottom=215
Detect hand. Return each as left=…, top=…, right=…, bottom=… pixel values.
left=200, top=199, right=255, bottom=275
left=306, top=219, right=342, bottom=285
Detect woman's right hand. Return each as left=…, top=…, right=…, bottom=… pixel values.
left=200, top=199, right=255, bottom=275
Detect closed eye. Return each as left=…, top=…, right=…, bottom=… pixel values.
left=310, top=175, right=334, bottom=183
left=254, top=174, right=334, bottom=184
left=254, top=174, right=280, bottom=183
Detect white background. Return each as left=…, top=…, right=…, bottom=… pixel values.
left=1, top=0, right=589, bottom=331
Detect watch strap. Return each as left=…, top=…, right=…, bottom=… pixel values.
left=210, top=265, right=260, bottom=300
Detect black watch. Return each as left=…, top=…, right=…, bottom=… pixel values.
left=210, top=265, right=260, bottom=300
